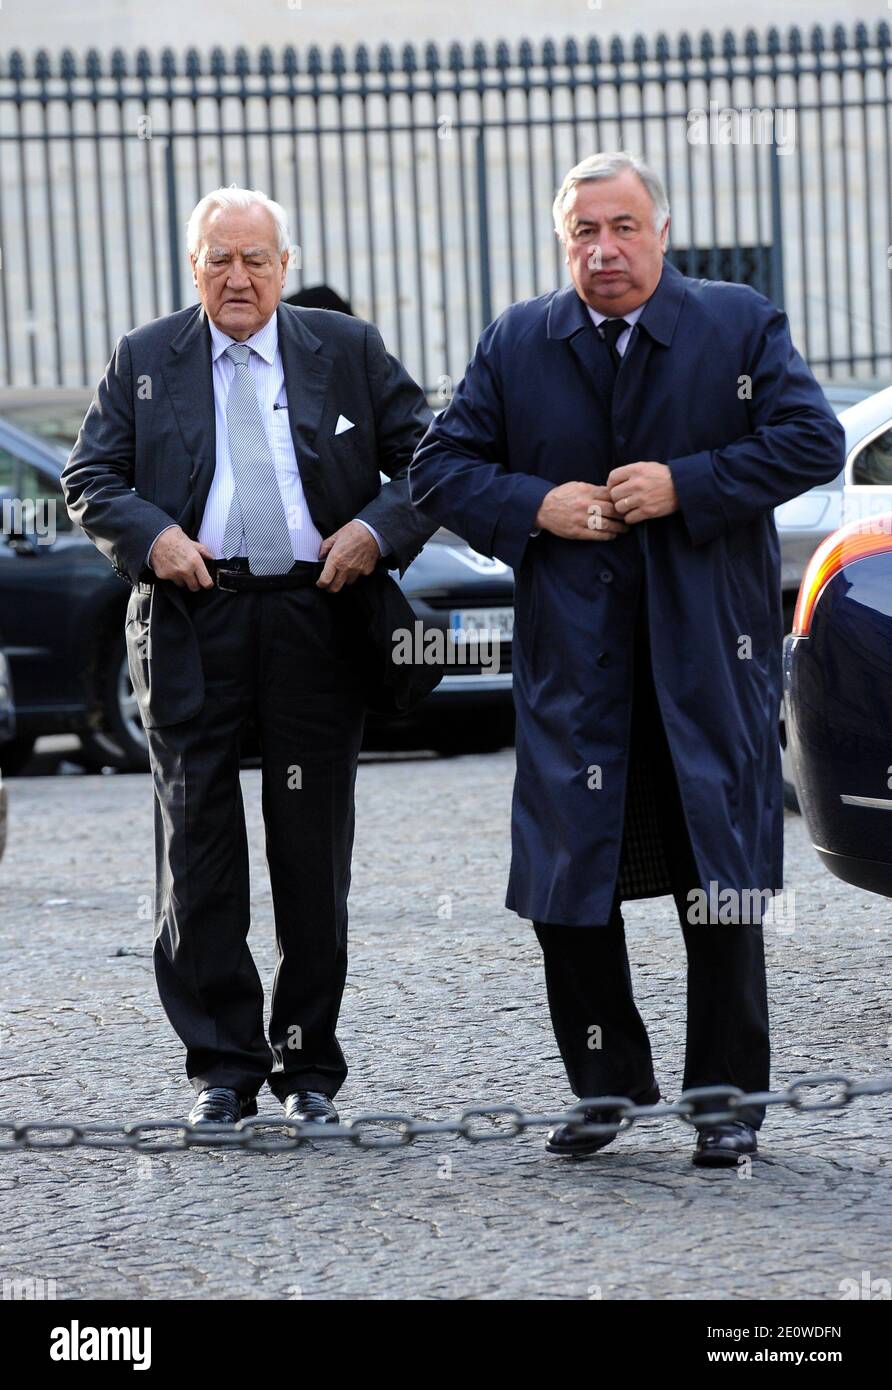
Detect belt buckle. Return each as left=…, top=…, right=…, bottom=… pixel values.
left=214, top=567, right=241, bottom=593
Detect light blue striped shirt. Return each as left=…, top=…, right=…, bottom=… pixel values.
left=147, top=309, right=386, bottom=567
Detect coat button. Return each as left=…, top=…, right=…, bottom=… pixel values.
left=600, top=569, right=612, bottom=583
left=597, top=651, right=610, bottom=667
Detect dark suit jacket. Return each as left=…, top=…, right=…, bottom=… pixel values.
left=62, top=302, right=436, bottom=727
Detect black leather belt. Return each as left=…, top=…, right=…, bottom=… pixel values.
left=206, top=557, right=325, bottom=592
left=136, top=558, right=326, bottom=594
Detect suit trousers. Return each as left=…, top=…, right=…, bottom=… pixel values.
left=146, top=577, right=365, bottom=1101
left=534, top=584, right=771, bottom=1129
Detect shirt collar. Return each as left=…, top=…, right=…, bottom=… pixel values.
left=208, top=310, right=279, bottom=364
left=586, top=300, right=648, bottom=330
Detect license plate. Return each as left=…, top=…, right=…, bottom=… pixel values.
left=449, top=607, right=514, bottom=642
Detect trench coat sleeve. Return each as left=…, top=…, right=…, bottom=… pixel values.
left=61, top=334, right=180, bottom=585
left=666, top=303, right=846, bottom=547
left=409, top=318, right=554, bottom=569
left=354, top=322, right=439, bottom=576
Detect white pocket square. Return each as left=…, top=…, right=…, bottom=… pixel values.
left=335, top=414, right=355, bottom=436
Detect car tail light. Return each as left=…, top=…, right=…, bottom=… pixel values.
left=792, top=513, right=892, bottom=636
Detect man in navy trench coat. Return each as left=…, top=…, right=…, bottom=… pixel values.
left=409, top=151, right=846, bottom=1166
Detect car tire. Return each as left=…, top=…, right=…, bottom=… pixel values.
left=0, top=735, right=36, bottom=776
left=80, top=638, right=150, bottom=773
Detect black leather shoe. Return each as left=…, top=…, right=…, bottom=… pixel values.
left=545, top=1084, right=660, bottom=1159
left=283, top=1090, right=339, bottom=1125
left=692, top=1121, right=758, bottom=1167
left=187, top=1086, right=258, bottom=1126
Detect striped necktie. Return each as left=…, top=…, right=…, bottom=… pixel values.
left=221, top=342, right=295, bottom=575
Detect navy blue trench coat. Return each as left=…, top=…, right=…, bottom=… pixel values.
left=409, top=261, right=846, bottom=925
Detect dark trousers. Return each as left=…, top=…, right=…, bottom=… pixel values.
left=534, top=591, right=771, bottom=1129
left=147, top=578, right=365, bottom=1101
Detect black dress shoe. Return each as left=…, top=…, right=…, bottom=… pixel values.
left=545, top=1083, right=660, bottom=1159
left=692, top=1121, right=758, bottom=1167
left=187, top=1086, right=258, bottom=1126
left=283, top=1090, right=339, bottom=1125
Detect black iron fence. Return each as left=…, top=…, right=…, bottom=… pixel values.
left=0, top=22, right=889, bottom=395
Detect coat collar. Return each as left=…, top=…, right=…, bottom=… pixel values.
left=545, top=258, right=687, bottom=347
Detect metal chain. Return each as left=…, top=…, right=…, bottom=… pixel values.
left=1, top=1071, right=890, bottom=1153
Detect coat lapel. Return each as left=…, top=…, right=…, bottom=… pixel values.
left=160, top=304, right=216, bottom=537
left=547, top=284, right=614, bottom=421
left=276, top=302, right=336, bottom=536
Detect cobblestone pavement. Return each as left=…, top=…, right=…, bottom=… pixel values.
left=1, top=749, right=890, bottom=1301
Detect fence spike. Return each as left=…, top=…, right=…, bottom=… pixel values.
left=447, top=42, right=464, bottom=73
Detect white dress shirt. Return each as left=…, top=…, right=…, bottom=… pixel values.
left=586, top=300, right=647, bottom=356
left=147, top=309, right=386, bottom=568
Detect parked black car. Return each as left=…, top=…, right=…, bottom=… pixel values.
left=0, top=412, right=514, bottom=772
left=784, top=511, right=892, bottom=896
left=0, top=645, right=14, bottom=857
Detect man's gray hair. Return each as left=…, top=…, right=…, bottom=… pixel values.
left=186, top=186, right=292, bottom=256
left=552, top=151, right=670, bottom=240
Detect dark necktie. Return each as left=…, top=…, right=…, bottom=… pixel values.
left=599, top=317, right=629, bottom=374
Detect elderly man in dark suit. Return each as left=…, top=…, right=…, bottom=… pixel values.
left=410, top=151, right=846, bottom=1166
left=63, top=187, right=434, bottom=1126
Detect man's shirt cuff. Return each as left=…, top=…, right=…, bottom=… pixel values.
left=146, top=523, right=179, bottom=570
left=355, top=518, right=392, bottom=556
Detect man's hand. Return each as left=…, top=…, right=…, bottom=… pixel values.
left=316, top=520, right=381, bottom=592
left=149, top=525, right=216, bottom=591
left=534, top=482, right=630, bottom=541
left=606, top=462, right=679, bottom=523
